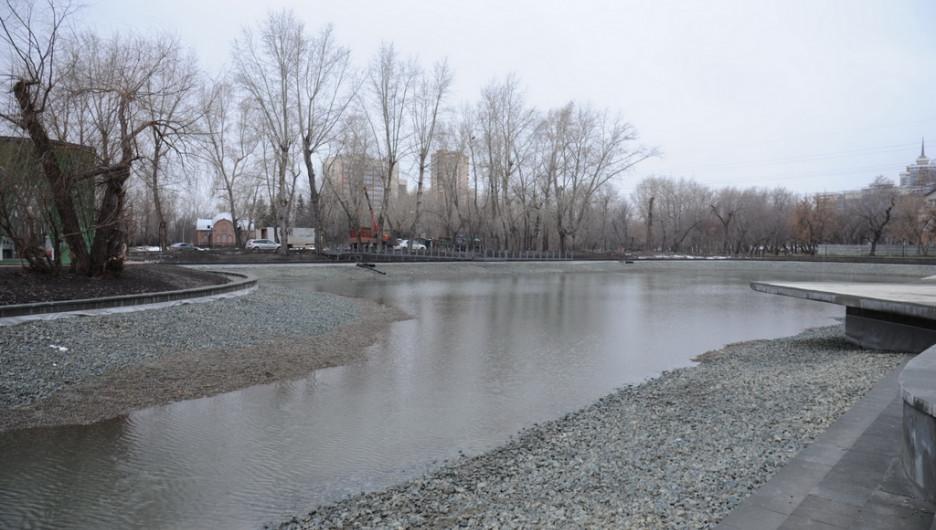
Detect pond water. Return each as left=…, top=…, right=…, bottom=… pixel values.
left=0, top=262, right=901, bottom=529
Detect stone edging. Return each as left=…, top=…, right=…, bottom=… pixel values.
left=0, top=271, right=256, bottom=318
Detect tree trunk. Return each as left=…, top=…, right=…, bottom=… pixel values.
left=88, top=169, right=130, bottom=275
left=12, top=81, right=91, bottom=273
left=277, top=146, right=290, bottom=255
left=411, top=155, right=427, bottom=239
left=645, top=196, right=655, bottom=251
left=302, top=140, right=323, bottom=253
left=153, top=179, right=168, bottom=251
left=150, top=135, right=169, bottom=250
left=227, top=186, right=242, bottom=248
left=375, top=159, right=396, bottom=249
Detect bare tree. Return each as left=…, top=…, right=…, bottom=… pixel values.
left=198, top=79, right=258, bottom=247
left=474, top=75, right=536, bottom=250
left=66, top=33, right=189, bottom=271
left=710, top=188, right=742, bottom=255
left=0, top=1, right=194, bottom=275
left=408, top=59, right=451, bottom=239
left=138, top=38, right=199, bottom=250
left=661, top=178, right=711, bottom=254
left=0, top=0, right=88, bottom=272
left=633, top=177, right=666, bottom=251
left=364, top=43, right=415, bottom=243
left=610, top=195, right=633, bottom=250
left=793, top=194, right=839, bottom=254
left=851, top=176, right=897, bottom=256
left=890, top=194, right=929, bottom=254
left=234, top=9, right=303, bottom=254
left=296, top=24, right=354, bottom=251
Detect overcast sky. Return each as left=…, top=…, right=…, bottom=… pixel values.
left=83, top=0, right=936, bottom=196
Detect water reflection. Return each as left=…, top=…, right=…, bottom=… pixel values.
left=0, top=263, right=879, bottom=529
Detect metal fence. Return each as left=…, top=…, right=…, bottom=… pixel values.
left=328, top=246, right=584, bottom=262
left=816, top=244, right=929, bottom=257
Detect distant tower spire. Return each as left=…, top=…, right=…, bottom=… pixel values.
left=923, top=137, right=927, bottom=158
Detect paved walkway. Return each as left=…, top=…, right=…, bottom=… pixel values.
left=716, top=357, right=936, bottom=530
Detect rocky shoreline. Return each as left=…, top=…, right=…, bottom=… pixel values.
left=0, top=277, right=407, bottom=431
left=276, top=325, right=907, bottom=529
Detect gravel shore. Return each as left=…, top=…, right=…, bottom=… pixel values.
left=277, top=325, right=907, bottom=530
left=0, top=275, right=406, bottom=431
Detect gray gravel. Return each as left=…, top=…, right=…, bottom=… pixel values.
left=277, top=325, right=906, bottom=530
left=0, top=279, right=358, bottom=409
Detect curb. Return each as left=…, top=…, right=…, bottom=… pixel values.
left=0, top=271, right=257, bottom=318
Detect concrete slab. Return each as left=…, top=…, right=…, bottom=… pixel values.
left=752, top=281, right=936, bottom=352
left=751, top=282, right=936, bottom=320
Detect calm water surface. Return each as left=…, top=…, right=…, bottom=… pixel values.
left=0, top=262, right=900, bottom=529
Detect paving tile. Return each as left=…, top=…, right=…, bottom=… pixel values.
left=864, top=412, right=903, bottom=435
left=746, top=460, right=832, bottom=515
left=835, top=447, right=895, bottom=476
left=834, top=404, right=884, bottom=426
left=787, top=494, right=859, bottom=528
left=796, top=442, right=847, bottom=467
left=819, top=462, right=890, bottom=493
left=819, top=421, right=876, bottom=450
left=849, top=435, right=901, bottom=459
left=778, top=512, right=847, bottom=530
left=716, top=501, right=788, bottom=530
left=880, top=400, right=905, bottom=418
left=812, top=474, right=875, bottom=508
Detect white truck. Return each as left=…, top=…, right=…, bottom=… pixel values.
left=287, top=227, right=316, bottom=250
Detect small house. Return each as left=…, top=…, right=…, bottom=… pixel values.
left=195, top=214, right=251, bottom=248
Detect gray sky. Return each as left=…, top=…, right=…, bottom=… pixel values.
left=85, top=0, right=936, bottom=195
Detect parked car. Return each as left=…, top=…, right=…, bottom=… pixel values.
left=246, top=239, right=280, bottom=250
left=393, top=239, right=427, bottom=251
left=169, top=242, right=205, bottom=251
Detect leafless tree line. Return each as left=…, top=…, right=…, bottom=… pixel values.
left=626, top=174, right=933, bottom=257
left=0, top=2, right=925, bottom=276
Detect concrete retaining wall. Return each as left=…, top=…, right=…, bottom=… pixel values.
left=0, top=271, right=256, bottom=318
left=900, top=344, right=936, bottom=503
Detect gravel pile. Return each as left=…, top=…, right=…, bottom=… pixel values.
left=0, top=281, right=358, bottom=409
left=277, top=326, right=906, bottom=529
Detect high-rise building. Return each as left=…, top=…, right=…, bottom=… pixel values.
left=430, top=149, right=470, bottom=203
left=899, top=138, right=936, bottom=190
left=324, top=155, right=400, bottom=211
